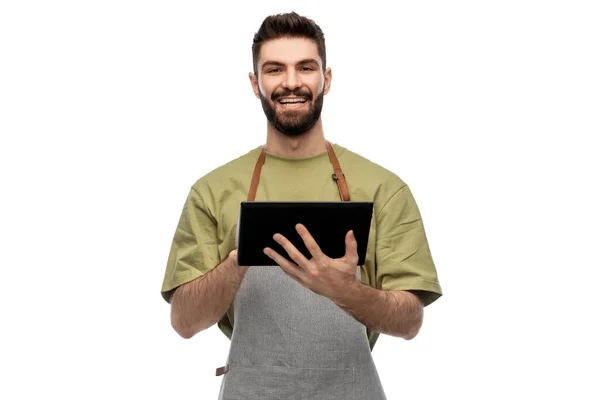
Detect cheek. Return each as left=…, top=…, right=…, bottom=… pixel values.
left=257, top=81, right=267, bottom=97
left=258, top=77, right=277, bottom=98
left=309, top=76, right=325, bottom=94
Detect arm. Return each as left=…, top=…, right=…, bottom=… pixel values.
left=265, top=226, right=425, bottom=340
left=331, top=282, right=424, bottom=340
left=171, top=250, right=249, bottom=339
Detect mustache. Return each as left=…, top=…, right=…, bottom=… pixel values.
left=272, top=88, right=313, bottom=102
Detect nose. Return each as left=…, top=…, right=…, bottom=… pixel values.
left=282, top=69, right=301, bottom=90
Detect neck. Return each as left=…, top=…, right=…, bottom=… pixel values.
left=265, top=119, right=327, bottom=158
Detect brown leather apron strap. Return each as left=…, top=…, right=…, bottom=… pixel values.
left=215, top=364, right=230, bottom=376
left=247, top=145, right=267, bottom=202
left=247, top=141, right=350, bottom=202
left=326, top=141, right=350, bottom=202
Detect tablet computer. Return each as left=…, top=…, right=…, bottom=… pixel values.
left=236, top=201, right=374, bottom=266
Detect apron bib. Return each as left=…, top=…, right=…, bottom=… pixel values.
left=217, top=142, right=387, bottom=400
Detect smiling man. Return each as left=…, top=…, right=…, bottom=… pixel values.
left=254, top=38, right=328, bottom=138
left=161, top=11, right=442, bottom=400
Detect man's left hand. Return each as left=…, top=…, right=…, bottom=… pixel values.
left=263, top=223, right=360, bottom=299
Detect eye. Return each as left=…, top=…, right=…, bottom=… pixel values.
left=267, top=68, right=282, bottom=73
left=300, top=67, right=314, bottom=71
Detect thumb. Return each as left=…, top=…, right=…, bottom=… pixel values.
left=344, top=230, right=358, bottom=262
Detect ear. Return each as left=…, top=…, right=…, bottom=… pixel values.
left=249, top=72, right=261, bottom=99
left=323, top=67, right=332, bottom=95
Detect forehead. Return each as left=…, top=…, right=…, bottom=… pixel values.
left=258, top=37, right=322, bottom=67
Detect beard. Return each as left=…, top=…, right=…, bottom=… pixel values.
left=259, top=87, right=324, bottom=137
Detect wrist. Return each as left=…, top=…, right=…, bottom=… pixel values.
left=227, top=249, right=248, bottom=276
left=331, top=279, right=363, bottom=308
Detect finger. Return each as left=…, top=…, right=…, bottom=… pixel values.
left=295, top=223, right=325, bottom=260
left=344, top=230, right=359, bottom=265
left=273, top=233, right=310, bottom=268
left=264, top=247, right=304, bottom=281
left=264, top=247, right=298, bottom=271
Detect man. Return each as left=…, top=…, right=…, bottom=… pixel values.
left=161, top=11, right=442, bottom=399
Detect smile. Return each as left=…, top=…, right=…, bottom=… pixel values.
left=277, top=97, right=308, bottom=108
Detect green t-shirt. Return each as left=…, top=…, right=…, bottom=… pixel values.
left=161, top=143, right=442, bottom=349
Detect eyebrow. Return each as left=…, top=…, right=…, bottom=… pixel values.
left=261, top=58, right=320, bottom=69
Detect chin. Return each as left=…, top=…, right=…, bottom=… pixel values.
left=277, top=121, right=318, bottom=137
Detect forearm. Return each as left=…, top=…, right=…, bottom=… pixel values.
left=171, top=254, right=248, bottom=338
left=332, top=282, right=424, bottom=340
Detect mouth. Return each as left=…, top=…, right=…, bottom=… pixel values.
left=276, top=97, right=309, bottom=108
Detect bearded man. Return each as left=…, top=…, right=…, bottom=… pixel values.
left=161, top=11, right=442, bottom=400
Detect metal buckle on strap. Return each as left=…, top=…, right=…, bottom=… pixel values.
left=332, top=173, right=345, bottom=180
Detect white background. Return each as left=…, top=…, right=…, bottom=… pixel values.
left=1, top=1, right=599, bottom=399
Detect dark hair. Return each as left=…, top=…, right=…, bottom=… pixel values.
left=252, top=11, right=326, bottom=75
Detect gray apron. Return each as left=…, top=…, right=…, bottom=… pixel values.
left=216, top=142, right=387, bottom=400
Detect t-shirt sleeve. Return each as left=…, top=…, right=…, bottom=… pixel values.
left=160, top=187, right=221, bottom=304
left=375, top=184, right=442, bottom=306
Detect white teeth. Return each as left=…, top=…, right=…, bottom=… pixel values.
left=279, top=98, right=306, bottom=104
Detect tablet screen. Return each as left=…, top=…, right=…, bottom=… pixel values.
left=237, top=201, right=374, bottom=267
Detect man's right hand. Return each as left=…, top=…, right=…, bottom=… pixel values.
left=171, top=248, right=249, bottom=338
left=228, top=249, right=249, bottom=275
left=228, top=248, right=238, bottom=263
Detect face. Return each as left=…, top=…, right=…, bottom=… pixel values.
left=250, top=37, right=332, bottom=137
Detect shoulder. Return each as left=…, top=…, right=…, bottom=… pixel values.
left=190, top=145, right=263, bottom=198
left=334, top=142, right=407, bottom=198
